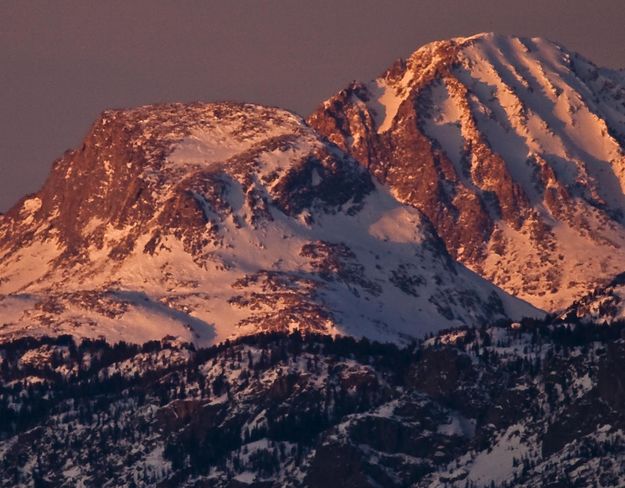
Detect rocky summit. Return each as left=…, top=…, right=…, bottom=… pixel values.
left=309, top=33, right=625, bottom=312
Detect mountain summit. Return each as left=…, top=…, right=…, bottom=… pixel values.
left=0, top=102, right=536, bottom=345
left=309, top=33, right=625, bottom=311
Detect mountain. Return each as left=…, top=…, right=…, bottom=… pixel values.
left=309, top=32, right=625, bottom=312
left=0, top=102, right=537, bottom=345
left=6, top=32, right=625, bottom=488
left=3, top=321, right=625, bottom=487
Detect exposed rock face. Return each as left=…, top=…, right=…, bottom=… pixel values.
left=0, top=102, right=537, bottom=345
left=309, top=33, right=625, bottom=311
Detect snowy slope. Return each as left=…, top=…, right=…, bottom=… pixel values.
left=309, top=33, right=625, bottom=312
left=0, top=102, right=539, bottom=345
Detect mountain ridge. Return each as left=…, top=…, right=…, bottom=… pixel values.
left=3, top=321, right=625, bottom=487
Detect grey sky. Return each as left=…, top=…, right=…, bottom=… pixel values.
left=2, top=0, right=625, bottom=211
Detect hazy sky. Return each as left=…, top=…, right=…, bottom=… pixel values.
left=2, top=0, right=625, bottom=211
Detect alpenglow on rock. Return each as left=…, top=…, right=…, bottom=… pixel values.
left=0, top=102, right=538, bottom=345
left=309, top=33, right=625, bottom=312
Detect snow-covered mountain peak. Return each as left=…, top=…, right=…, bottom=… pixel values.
left=0, top=101, right=539, bottom=345
left=309, top=33, right=625, bottom=312
left=1, top=102, right=363, bottom=261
